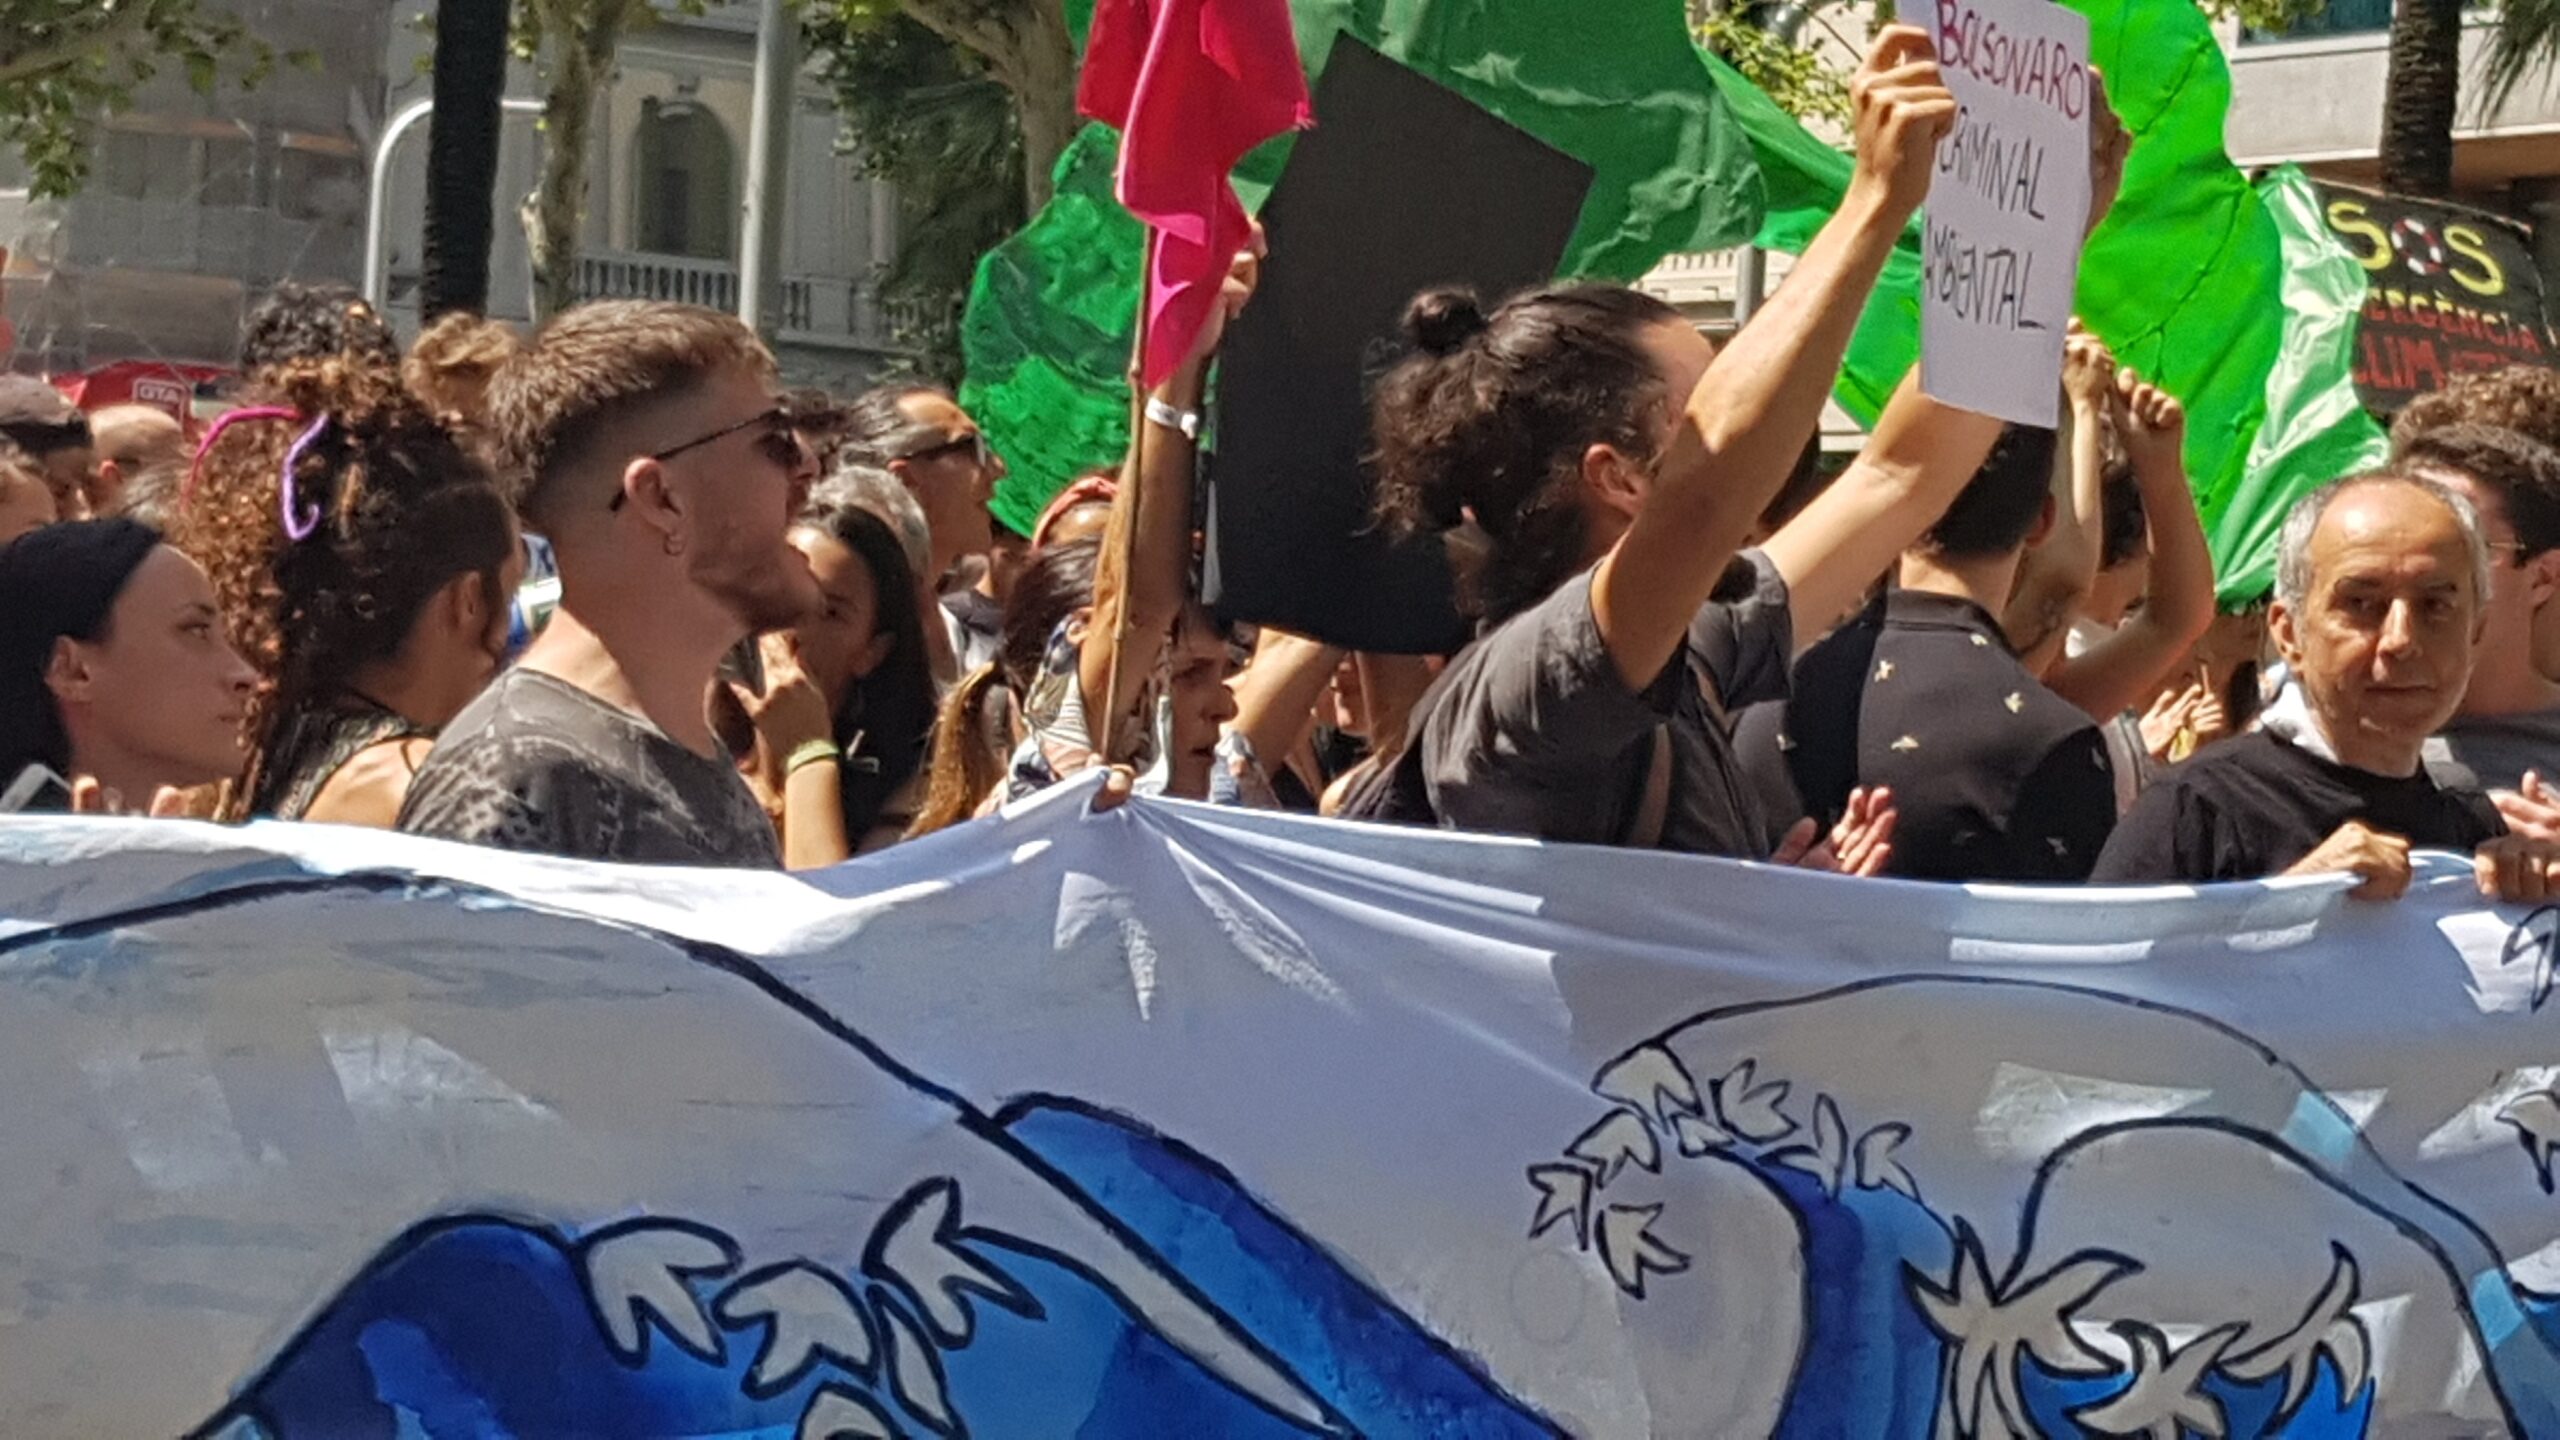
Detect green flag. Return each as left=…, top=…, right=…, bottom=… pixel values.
left=963, top=0, right=1764, bottom=534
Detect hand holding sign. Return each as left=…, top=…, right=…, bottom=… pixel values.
left=1917, top=0, right=2098, bottom=427
left=1846, top=26, right=1961, bottom=227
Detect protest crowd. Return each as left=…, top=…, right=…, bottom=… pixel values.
left=6, top=25, right=2560, bottom=912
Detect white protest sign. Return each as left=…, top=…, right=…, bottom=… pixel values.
left=1919, top=0, right=2093, bottom=428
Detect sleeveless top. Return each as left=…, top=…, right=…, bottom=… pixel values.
left=254, top=698, right=432, bottom=822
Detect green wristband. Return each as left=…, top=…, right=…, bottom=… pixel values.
left=785, top=739, right=841, bottom=777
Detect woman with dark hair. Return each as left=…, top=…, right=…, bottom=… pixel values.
left=178, top=357, right=521, bottom=826
left=745, top=498, right=938, bottom=864
left=908, top=539, right=1101, bottom=838
left=1358, top=30, right=2121, bottom=864
left=0, top=519, right=257, bottom=812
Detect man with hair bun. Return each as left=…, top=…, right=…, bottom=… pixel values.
left=396, top=300, right=825, bottom=867
left=2095, top=470, right=2560, bottom=902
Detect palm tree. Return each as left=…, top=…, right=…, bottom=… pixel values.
left=2380, top=0, right=2560, bottom=198
left=422, top=0, right=513, bottom=319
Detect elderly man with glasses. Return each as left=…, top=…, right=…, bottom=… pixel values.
left=2094, top=470, right=2560, bottom=902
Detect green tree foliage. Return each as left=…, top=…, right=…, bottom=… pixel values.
left=0, top=0, right=292, bottom=199
left=804, top=0, right=1025, bottom=379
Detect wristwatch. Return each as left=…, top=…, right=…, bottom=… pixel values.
left=1144, top=396, right=1202, bottom=440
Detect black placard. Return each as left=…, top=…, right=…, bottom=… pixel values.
left=1205, top=37, right=1594, bottom=653
left=2314, top=180, right=2559, bottom=413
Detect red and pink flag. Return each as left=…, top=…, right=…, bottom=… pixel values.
left=1079, top=0, right=1312, bottom=388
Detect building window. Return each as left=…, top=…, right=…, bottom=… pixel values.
left=2240, top=0, right=2422, bottom=43
left=634, top=97, right=736, bottom=261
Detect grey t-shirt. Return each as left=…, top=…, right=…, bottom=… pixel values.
left=2426, top=706, right=2560, bottom=795
left=397, top=669, right=782, bottom=869
left=1415, top=551, right=1794, bottom=856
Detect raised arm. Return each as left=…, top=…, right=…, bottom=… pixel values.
left=2046, top=373, right=2215, bottom=720
left=1759, top=73, right=2129, bottom=656
left=1591, top=25, right=1952, bottom=691
left=1081, top=235, right=1263, bottom=756
left=1758, top=373, right=2007, bottom=650
left=1224, top=629, right=1343, bottom=776
left=2004, top=335, right=2115, bottom=672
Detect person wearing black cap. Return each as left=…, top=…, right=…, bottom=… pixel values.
left=0, top=376, right=97, bottom=522
left=0, top=519, right=257, bottom=813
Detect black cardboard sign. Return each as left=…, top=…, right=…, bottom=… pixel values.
left=1205, top=37, right=1594, bottom=653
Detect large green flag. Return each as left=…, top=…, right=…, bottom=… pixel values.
left=962, top=0, right=1762, bottom=535
left=1709, top=0, right=2382, bottom=601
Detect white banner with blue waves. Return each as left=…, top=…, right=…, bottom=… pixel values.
left=6, top=774, right=2560, bottom=1439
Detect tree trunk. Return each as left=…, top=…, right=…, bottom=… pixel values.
left=2380, top=0, right=2462, bottom=198
left=422, top=0, right=512, bottom=319
left=901, top=0, right=1079, bottom=209
left=522, top=0, right=626, bottom=323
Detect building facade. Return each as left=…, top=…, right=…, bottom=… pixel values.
left=0, top=0, right=908, bottom=393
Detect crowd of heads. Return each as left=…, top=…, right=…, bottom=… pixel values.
left=2, top=28, right=2559, bottom=909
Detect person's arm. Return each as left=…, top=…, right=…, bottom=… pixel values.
left=1225, top=630, right=1343, bottom=774
left=2046, top=375, right=2216, bottom=721
left=1761, top=84, right=2129, bottom=657
left=1591, top=25, right=1953, bottom=692
left=2005, top=338, right=2112, bottom=674
left=732, top=635, right=849, bottom=871
left=1082, top=236, right=1262, bottom=759
left=1758, top=374, right=2007, bottom=651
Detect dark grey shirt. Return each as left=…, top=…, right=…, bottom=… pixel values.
left=397, top=669, right=782, bottom=869
left=2427, top=706, right=2560, bottom=795
left=1414, top=551, right=1794, bottom=856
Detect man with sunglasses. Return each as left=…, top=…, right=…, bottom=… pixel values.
left=399, top=300, right=826, bottom=868
left=842, top=383, right=1009, bottom=672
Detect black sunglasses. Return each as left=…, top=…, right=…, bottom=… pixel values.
left=609, top=405, right=803, bottom=512
left=900, top=430, right=991, bottom=469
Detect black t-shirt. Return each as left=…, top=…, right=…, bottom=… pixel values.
left=2090, top=728, right=2505, bottom=884
left=1734, top=588, right=2116, bottom=882
left=398, top=669, right=783, bottom=869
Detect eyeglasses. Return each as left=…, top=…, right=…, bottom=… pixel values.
left=609, top=405, right=804, bottom=512
left=899, top=430, right=991, bottom=470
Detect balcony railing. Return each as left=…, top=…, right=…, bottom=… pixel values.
left=573, top=249, right=908, bottom=352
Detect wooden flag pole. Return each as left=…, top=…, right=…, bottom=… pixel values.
left=1098, top=225, right=1160, bottom=769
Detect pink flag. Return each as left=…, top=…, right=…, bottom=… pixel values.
left=1079, top=0, right=1312, bottom=388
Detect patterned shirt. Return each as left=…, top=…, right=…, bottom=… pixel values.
left=398, top=669, right=782, bottom=868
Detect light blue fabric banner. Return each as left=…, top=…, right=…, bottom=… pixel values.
left=4, top=777, right=2559, bottom=1438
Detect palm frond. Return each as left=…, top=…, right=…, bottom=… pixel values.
left=2477, top=0, right=2560, bottom=114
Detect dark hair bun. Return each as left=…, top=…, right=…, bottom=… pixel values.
left=1404, top=288, right=1489, bottom=358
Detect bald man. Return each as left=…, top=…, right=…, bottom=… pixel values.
left=2096, top=471, right=2560, bottom=902
left=88, top=405, right=186, bottom=516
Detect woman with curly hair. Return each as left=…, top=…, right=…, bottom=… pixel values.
left=177, top=357, right=522, bottom=826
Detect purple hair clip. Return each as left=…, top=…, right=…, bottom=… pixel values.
left=279, top=415, right=333, bottom=542
left=182, top=405, right=302, bottom=510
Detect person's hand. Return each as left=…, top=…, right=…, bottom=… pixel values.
left=729, top=632, right=832, bottom=761
left=2477, top=834, right=2560, bottom=904
left=2496, top=771, right=2560, bottom=843
left=2085, top=67, right=2131, bottom=237
left=2138, top=684, right=2203, bottom=760
left=2063, top=330, right=2117, bottom=413
left=1845, top=26, right=1958, bottom=226
left=1771, top=787, right=1899, bottom=877
left=68, top=777, right=190, bottom=817
left=1179, top=220, right=1268, bottom=373
left=2288, top=820, right=2413, bottom=900
left=2183, top=681, right=2230, bottom=749
left=1088, top=765, right=1138, bottom=814
left=1829, top=785, right=1899, bottom=878
left=2114, top=368, right=2187, bottom=475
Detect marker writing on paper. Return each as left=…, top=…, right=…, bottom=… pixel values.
left=1937, top=109, right=2050, bottom=221
left=1933, top=0, right=2089, bottom=119
left=1925, top=220, right=2042, bottom=332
